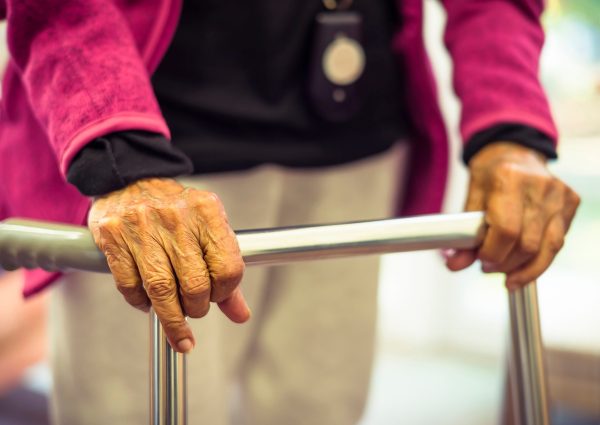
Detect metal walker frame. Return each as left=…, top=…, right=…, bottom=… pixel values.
left=0, top=212, right=549, bottom=425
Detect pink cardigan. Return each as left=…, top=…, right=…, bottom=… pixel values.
left=0, top=0, right=557, bottom=296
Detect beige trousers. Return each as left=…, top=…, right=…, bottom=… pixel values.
left=49, top=144, right=408, bottom=425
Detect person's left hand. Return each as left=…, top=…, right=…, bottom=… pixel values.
left=445, top=142, right=580, bottom=290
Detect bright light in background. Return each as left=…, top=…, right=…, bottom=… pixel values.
left=538, top=0, right=600, bottom=354
left=542, top=17, right=599, bottom=99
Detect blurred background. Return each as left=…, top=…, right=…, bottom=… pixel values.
left=363, top=1, right=600, bottom=424
left=0, top=0, right=599, bottom=424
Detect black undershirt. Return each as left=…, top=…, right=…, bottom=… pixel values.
left=67, top=124, right=557, bottom=197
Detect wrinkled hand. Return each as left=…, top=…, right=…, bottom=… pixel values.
left=88, top=178, right=249, bottom=353
left=446, top=142, right=580, bottom=290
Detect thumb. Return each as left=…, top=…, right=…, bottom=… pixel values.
left=218, top=287, right=251, bottom=323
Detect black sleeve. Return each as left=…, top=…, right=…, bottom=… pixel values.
left=462, top=123, right=558, bottom=165
left=67, top=131, right=194, bottom=196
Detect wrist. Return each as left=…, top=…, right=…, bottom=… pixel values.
left=469, top=141, right=548, bottom=170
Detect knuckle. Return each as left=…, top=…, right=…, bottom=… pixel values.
left=115, top=277, right=138, bottom=292
left=497, top=222, right=520, bottom=240
left=189, top=190, right=221, bottom=207
left=213, top=260, right=245, bottom=285
left=115, top=274, right=141, bottom=294
left=520, top=239, right=539, bottom=256
left=97, top=216, right=122, bottom=236
left=145, top=277, right=175, bottom=300
left=162, top=316, right=188, bottom=332
left=204, top=192, right=221, bottom=205
left=180, top=275, right=211, bottom=298
left=122, top=295, right=149, bottom=311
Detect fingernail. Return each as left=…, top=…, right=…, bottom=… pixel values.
left=507, top=279, right=518, bottom=287
left=442, top=249, right=456, bottom=260
left=505, top=277, right=518, bottom=291
left=177, top=338, right=194, bottom=353
left=236, top=290, right=252, bottom=320
left=481, top=261, right=497, bottom=273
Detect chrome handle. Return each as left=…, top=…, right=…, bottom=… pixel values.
left=0, top=212, right=484, bottom=272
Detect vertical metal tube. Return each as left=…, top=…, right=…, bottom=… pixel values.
left=151, top=311, right=187, bottom=425
left=149, top=285, right=551, bottom=425
left=508, top=282, right=550, bottom=425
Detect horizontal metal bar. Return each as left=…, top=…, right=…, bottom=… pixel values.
left=0, top=212, right=485, bottom=272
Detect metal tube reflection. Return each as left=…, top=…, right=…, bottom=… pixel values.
left=151, top=311, right=187, bottom=425
left=509, top=283, right=550, bottom=425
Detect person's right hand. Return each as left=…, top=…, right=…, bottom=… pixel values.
left=88, top=178, right=249, bottom=353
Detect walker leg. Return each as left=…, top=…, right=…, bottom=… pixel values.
left=508, top=282, right=550, bottom=425
left=150, top=310, right=187, bottom=425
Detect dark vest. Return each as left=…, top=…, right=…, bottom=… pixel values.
left=152, top=0, right=406, bottom=174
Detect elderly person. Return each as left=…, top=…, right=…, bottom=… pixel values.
left=0, top=0, right=579, bottom=424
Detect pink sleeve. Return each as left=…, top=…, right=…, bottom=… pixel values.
left=442, top=0, right=558, bottom=145
left=4, top=0, right=170, bottom=176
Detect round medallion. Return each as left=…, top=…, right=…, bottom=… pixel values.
left=322, top=35, right=365, bottom=86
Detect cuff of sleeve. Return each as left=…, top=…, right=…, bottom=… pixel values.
left=462, top=123, right=558, bottom=165
left=67, top=131, right=193, bottom=196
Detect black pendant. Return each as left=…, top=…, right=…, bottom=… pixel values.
left=308, top=11, right=365, bottom=122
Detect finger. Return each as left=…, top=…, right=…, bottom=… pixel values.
left=206, top=251, right=245, bottom=303
left=97, top=221, right=150, bottom=311
left=487, top=244, right=532, bottom=274
left=446, top=179, right=485, bottom=272
left=464, top=177, right=486, bottom=213
left=192, top=194, right=246, bottom=303
left=204, top=229, right=247, bottom=320
left=478, top=189, right=523, bottom=264
left=135, top=238, right=195, bottom=353
left=218, top=287, right=251, bottom=323
left=506, top=213, right=565, bottom=289
left=108, top=248, right=150, bottom=311
left=520, top=184, right=546, bottom=255
left=163, top=227, right=212, bottom=319
left=492, top=193, right=546, bottom=274
left=446, top=250, right=478, bottom=271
